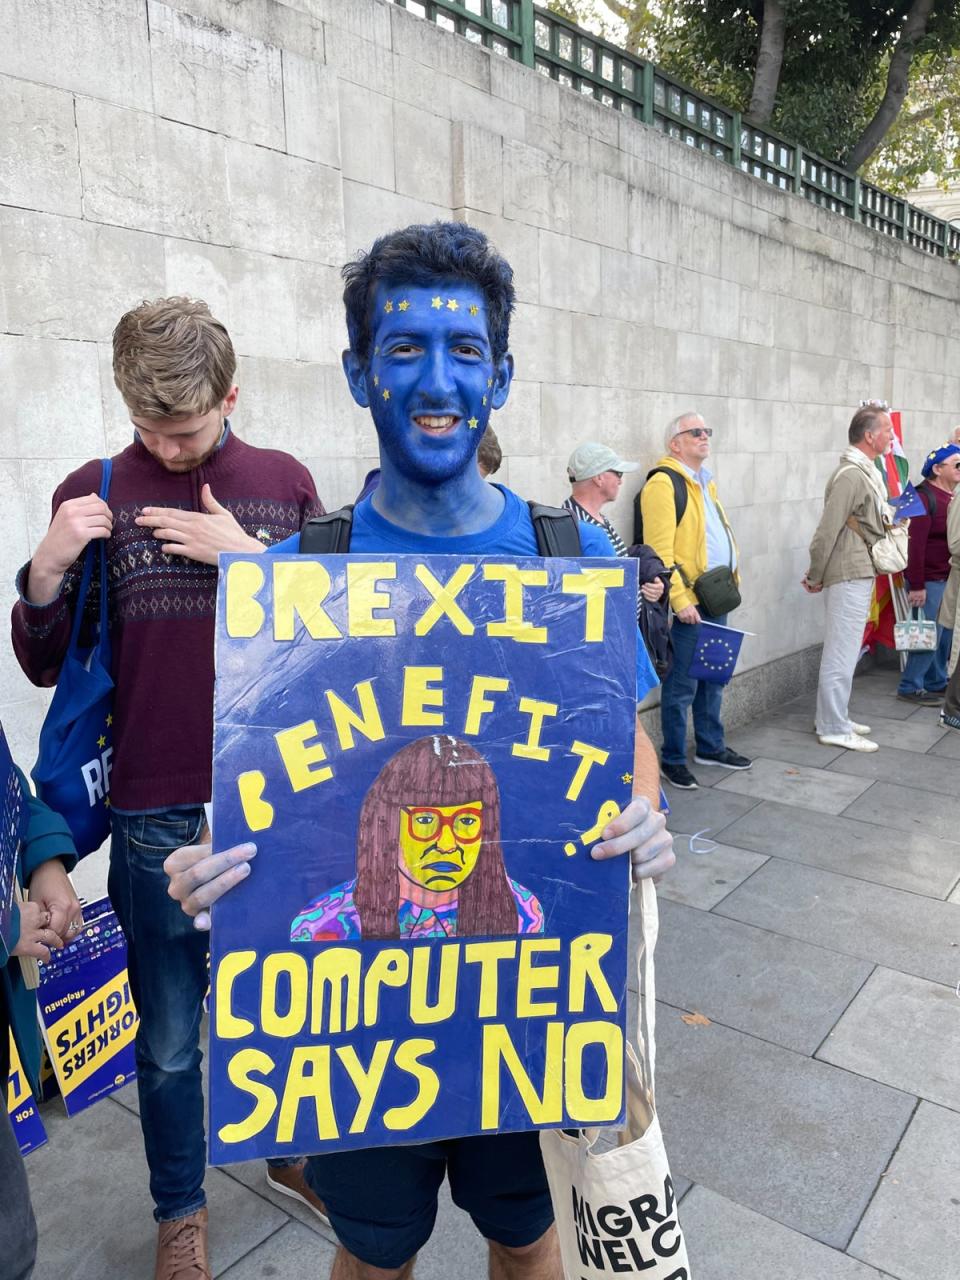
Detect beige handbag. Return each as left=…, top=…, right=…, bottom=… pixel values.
left=845, top=513, right=909, bottom=575
left=540, top=880, right=690, bottom=1279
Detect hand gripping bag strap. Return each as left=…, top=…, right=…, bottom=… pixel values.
left=539, top=879, right=690, bottom=1279
left=298, top=506, right=355, bottom=554
left=32, top=459, right=115, bottom=857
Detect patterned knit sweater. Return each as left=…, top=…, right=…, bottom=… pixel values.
left=11, top=432, right=323, bottom=812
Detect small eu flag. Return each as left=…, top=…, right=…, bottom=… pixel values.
left=688, top=621, right=744, bottom=685
left=889, top=482, right=927, bottom=520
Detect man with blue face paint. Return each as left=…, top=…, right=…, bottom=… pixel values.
left=166, top=222, right=674, bottom=1280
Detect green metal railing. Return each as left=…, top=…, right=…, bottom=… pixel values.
left=387, top=0, right=958, bottom=261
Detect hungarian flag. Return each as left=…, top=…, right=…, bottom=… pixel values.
left=863, top=409, right=907, bottom=653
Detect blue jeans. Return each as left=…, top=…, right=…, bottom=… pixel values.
left=660, top=610, right=727, bottom=766
left=897, top=579, right=953, bottom=693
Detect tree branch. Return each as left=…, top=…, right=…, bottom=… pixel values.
left=846, top=0, right=937, bottom=171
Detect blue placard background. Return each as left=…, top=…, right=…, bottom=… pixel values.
left=209, top=553, right=639, bottom=1165
left=1, top=721, right=29, bottom=957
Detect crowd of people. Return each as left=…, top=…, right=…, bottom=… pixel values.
left=3, top=218, right=953, bottom=1280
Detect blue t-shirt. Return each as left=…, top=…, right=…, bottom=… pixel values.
left=270, top=485, right=658, bottom=697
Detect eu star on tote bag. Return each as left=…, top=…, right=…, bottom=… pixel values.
left=32, top=459, right=114, bottom=857
left=540, top=878, right=690, bottom=1279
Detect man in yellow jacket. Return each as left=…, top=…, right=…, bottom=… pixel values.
left=640, top=412, right=751, bottom=789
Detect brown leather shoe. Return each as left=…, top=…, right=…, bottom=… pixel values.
left=154, top=1207, right=211, bottom=1280
left=265, top=1160, right=330, bottom=1225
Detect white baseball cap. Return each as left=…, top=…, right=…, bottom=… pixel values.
left=567, top=442, right=640, bottom=482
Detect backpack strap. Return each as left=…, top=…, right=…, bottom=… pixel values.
left=298, top=506, right=355, bottom=554
left=527, top=503, right=582, bottom=556
left=916, top=481, right=937, bottom=518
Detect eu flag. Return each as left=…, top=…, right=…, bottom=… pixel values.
left=890, top=482, right=927, bottom=520
left=688, top=621, right=744, bottom=685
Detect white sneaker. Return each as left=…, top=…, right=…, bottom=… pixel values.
left=850, top=722, right=871, bottom=735
left=818, top=732, right=879, bottom=752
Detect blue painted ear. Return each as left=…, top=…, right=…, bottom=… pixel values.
left=490, top=354, right=513, bottom=411
left=342, top=349, right=370, bottom=408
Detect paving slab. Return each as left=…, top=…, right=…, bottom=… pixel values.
left=817, top=967, right=960, bottom=1111
left=656, top=841, right=768, bottom=910
left=827, top=742, right=960, bottom=797
left=715, top=757, right=874, bottom=815
left=950, top=879, right=960, bottom=903
left=650, top=900, right=874, bottom=1054
left=717, top=801, right=960, bottom=897
left=726, top=724, right=846, bottom=768
left=663, top=786, right=760, bottom=840
left=847, top=688, right=919, bottom=722
left=848, top=1102, right=960, bottom=1280
left=680, top=1186, right=893, bottom=1280
left=714, top=859, right=960, bottom=984
left=862, top=713, right=948, bottom=753
left=219, top=1222, right=337, bottom=1278
left=225, top=1159, right=339, bottom=1247
left=653, top=1007, right=915, bottom=1248
left=926, top=723, right=960, bottom=758
left=28, top=1096, right=287, bottom=1279
left=841, top=779, right=960, bottom=843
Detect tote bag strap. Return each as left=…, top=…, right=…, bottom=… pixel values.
left=67, top=458, right=112, bottom=654
left=633, top=876, right=660, bottom=1100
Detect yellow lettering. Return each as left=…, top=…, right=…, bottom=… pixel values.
left=337, top=1041, right=393, bottom=1134
left=511, top=697, right=558, bottom=762
left=226, top=561, right=266, bottom=638
left=237, top=771, right=274, bottom=832
left=561, top=568, right=625, bottom=642
left=516, top=939, right=561, bottom=1017
left=565, top=741, right=610, bottom=801
left=326, top=680, right=386, bottom=751
left=409, top=944, right=460, bottom=1024
left=401, top=666, right=445, bottom=726
left=260, top=954, right=309, bottom=1038
left=276, top=721, right=333, bottom=792
left=414, top=564, right=475, bottom=636
left=213, top=950, right=257, bottom=1039
left=277, top=1047, right=338, bottom=1142
left=567, top=934, right=618, bottom=1013
left=384, top=1039, right=440, bottom=1130
left=564, top=1021, right=623, bottom=1122
left=273, top=562, right=341, bottom=640
left=484, top=565, right=548, bottom=643
left=481, top=1022, right=564, bottom=1129
left=463, top=941, right=517, bottom=1017
left=464, top=676, right=510, bottom=736
left=218, top=1049, right=277, bottom=1143
left=310, top=950, right=361, bottom=1035
left=347, top=562, right=397, bottom=637
left=363, top=949, right=410, bottom=1025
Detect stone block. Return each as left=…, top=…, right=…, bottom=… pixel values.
left=490, top=52, right=560, bottom=122
left=323, top=21, right=395, bottom=94
left=569, top=167, right=629, bottom=252
left=394, top=102, right=453, bottom=207
left=0, top=693, right=51, bottom=770
left=675, top=332, right=722, bottom=397
left=715, top=755, right=873, bottom=815
left=281, top=53, right=341, bottom=168
left=236, top=356, right=358, bottom=462
left=538, top=230, right=602, bottom=315
left=663, top=786, right=760, bottom=840
left=0, top=0, right=153, bottom=111
left=503, top=141, right=571, bottom=233
left=190, top=1220, right=337, bottom=1278
left=295, top=261, right=350, bottom=365
left=681, top=1186, right=891, bottom=1280
left=599, top=248, right=657, bottom=326
left=447, top=75, right=526, bottom=144
left=453, top=124, right=503, bottom=218
left=390, top=3, right=490, bottom=93
left=339, top=79, right=395, bottom=189
left=495, top=379, right=541, bottom=458
left=0, top=208, right=165, bottom=343
left=98, top=344, right=135, bottom=457
left=842, top=776, right=960, bottom=843
left=656, top=841, right=768, bottom=910
left=226, top=139, right=344, bottom=264
left=697, top=275, right=740, bottom=341
left=457, top=211, right=538, bottom=305
left=928, top=723, right=960, bottom=757
left=655, top=1009, right=914, bottom=1247
left=510, top=304, right=573, bottom=386
left=629, top=190, right=683, bottom=265
left=0, top=335, right=104, bottom=460
left=20, top=457, right=101, bottom=557
left=725, top=725, right=844, bottom=770
left=147, top=1, right=284, bottom=148
left=76, top=98, right=231, bottom=243
left=818, top=967, right=960, bottom=1110
left=0, top=76, right=81, bottom=217
left=827, top=741, right=960, bottom=798
left=715, top=858, right=960, bottom=984
left=341, top=179, right=450, bottom=258
left=849, top=1102, right=960, bottom=1280
left=559, top=87, right=621, bottom=149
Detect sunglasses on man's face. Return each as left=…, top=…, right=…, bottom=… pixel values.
left=678, top=427, right=713, bottom=439
left=608, top=470, right=623, bottom=479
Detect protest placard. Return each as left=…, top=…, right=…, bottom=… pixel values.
left=6, top=1031, right=48, bottom=1155
left=0, top=721, right=29, bottom=961
left=209, top=552, right=639, bottom=1164
left=37, top=896, right=137, bottom=1115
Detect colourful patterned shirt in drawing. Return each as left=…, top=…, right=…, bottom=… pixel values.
left=290, top=878, right=544, bottom=941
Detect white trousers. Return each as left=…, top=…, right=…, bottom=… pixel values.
left=815, top=578, right=875, bottom=736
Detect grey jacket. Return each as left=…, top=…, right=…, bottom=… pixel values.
left=807, top=463, right=885, bottom=587
left=937, top=494, right=960, bottom=627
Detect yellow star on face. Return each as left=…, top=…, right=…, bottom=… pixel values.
left=431, top=296, right=442, bottom=309
left=467, top=417, right=479, bottom=430
left=384, top=300, right=394, bottom=313
left=104, top=797, right=111, bottom=808
left=486, top=377, right=493, bottom=388
left=621, top=772, right=633, bottom=784
left=97, top=735, right=106, bottom=749
left=469, top=303, right=479, bottom=315
left=373, top=374, right=379, bottom=387
left=374, top=345, right=380, bottom=356
left=482, top=395, right=487, bottom=406
left=106, top=714, right=113, bottom=726
left=446, top=298, right=459, bottom=311
left=398, top=299, right=410, bottom=311
left=383, top=388, right=390, bottom=400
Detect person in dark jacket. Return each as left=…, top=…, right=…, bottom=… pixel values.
left=1, top=761, right=81, bottom=1280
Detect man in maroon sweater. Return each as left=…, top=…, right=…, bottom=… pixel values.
left=897, top=442, right=960, bottom=705
left=11, top=298, right=325, bottom=1280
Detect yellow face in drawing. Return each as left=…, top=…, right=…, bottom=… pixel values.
left=397, top=800, right=484, bottom=891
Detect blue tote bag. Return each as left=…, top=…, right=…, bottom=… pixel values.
left=32, top=459, right=114, bottom=857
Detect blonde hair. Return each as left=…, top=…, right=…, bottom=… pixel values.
left=112, top=297, right=236, bottom=417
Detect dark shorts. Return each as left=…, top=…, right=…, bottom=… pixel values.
left=304, top=1132, right=554, bottom=1270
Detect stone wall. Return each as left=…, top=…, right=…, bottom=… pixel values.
left=3, top=0, right=960, bottom=761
